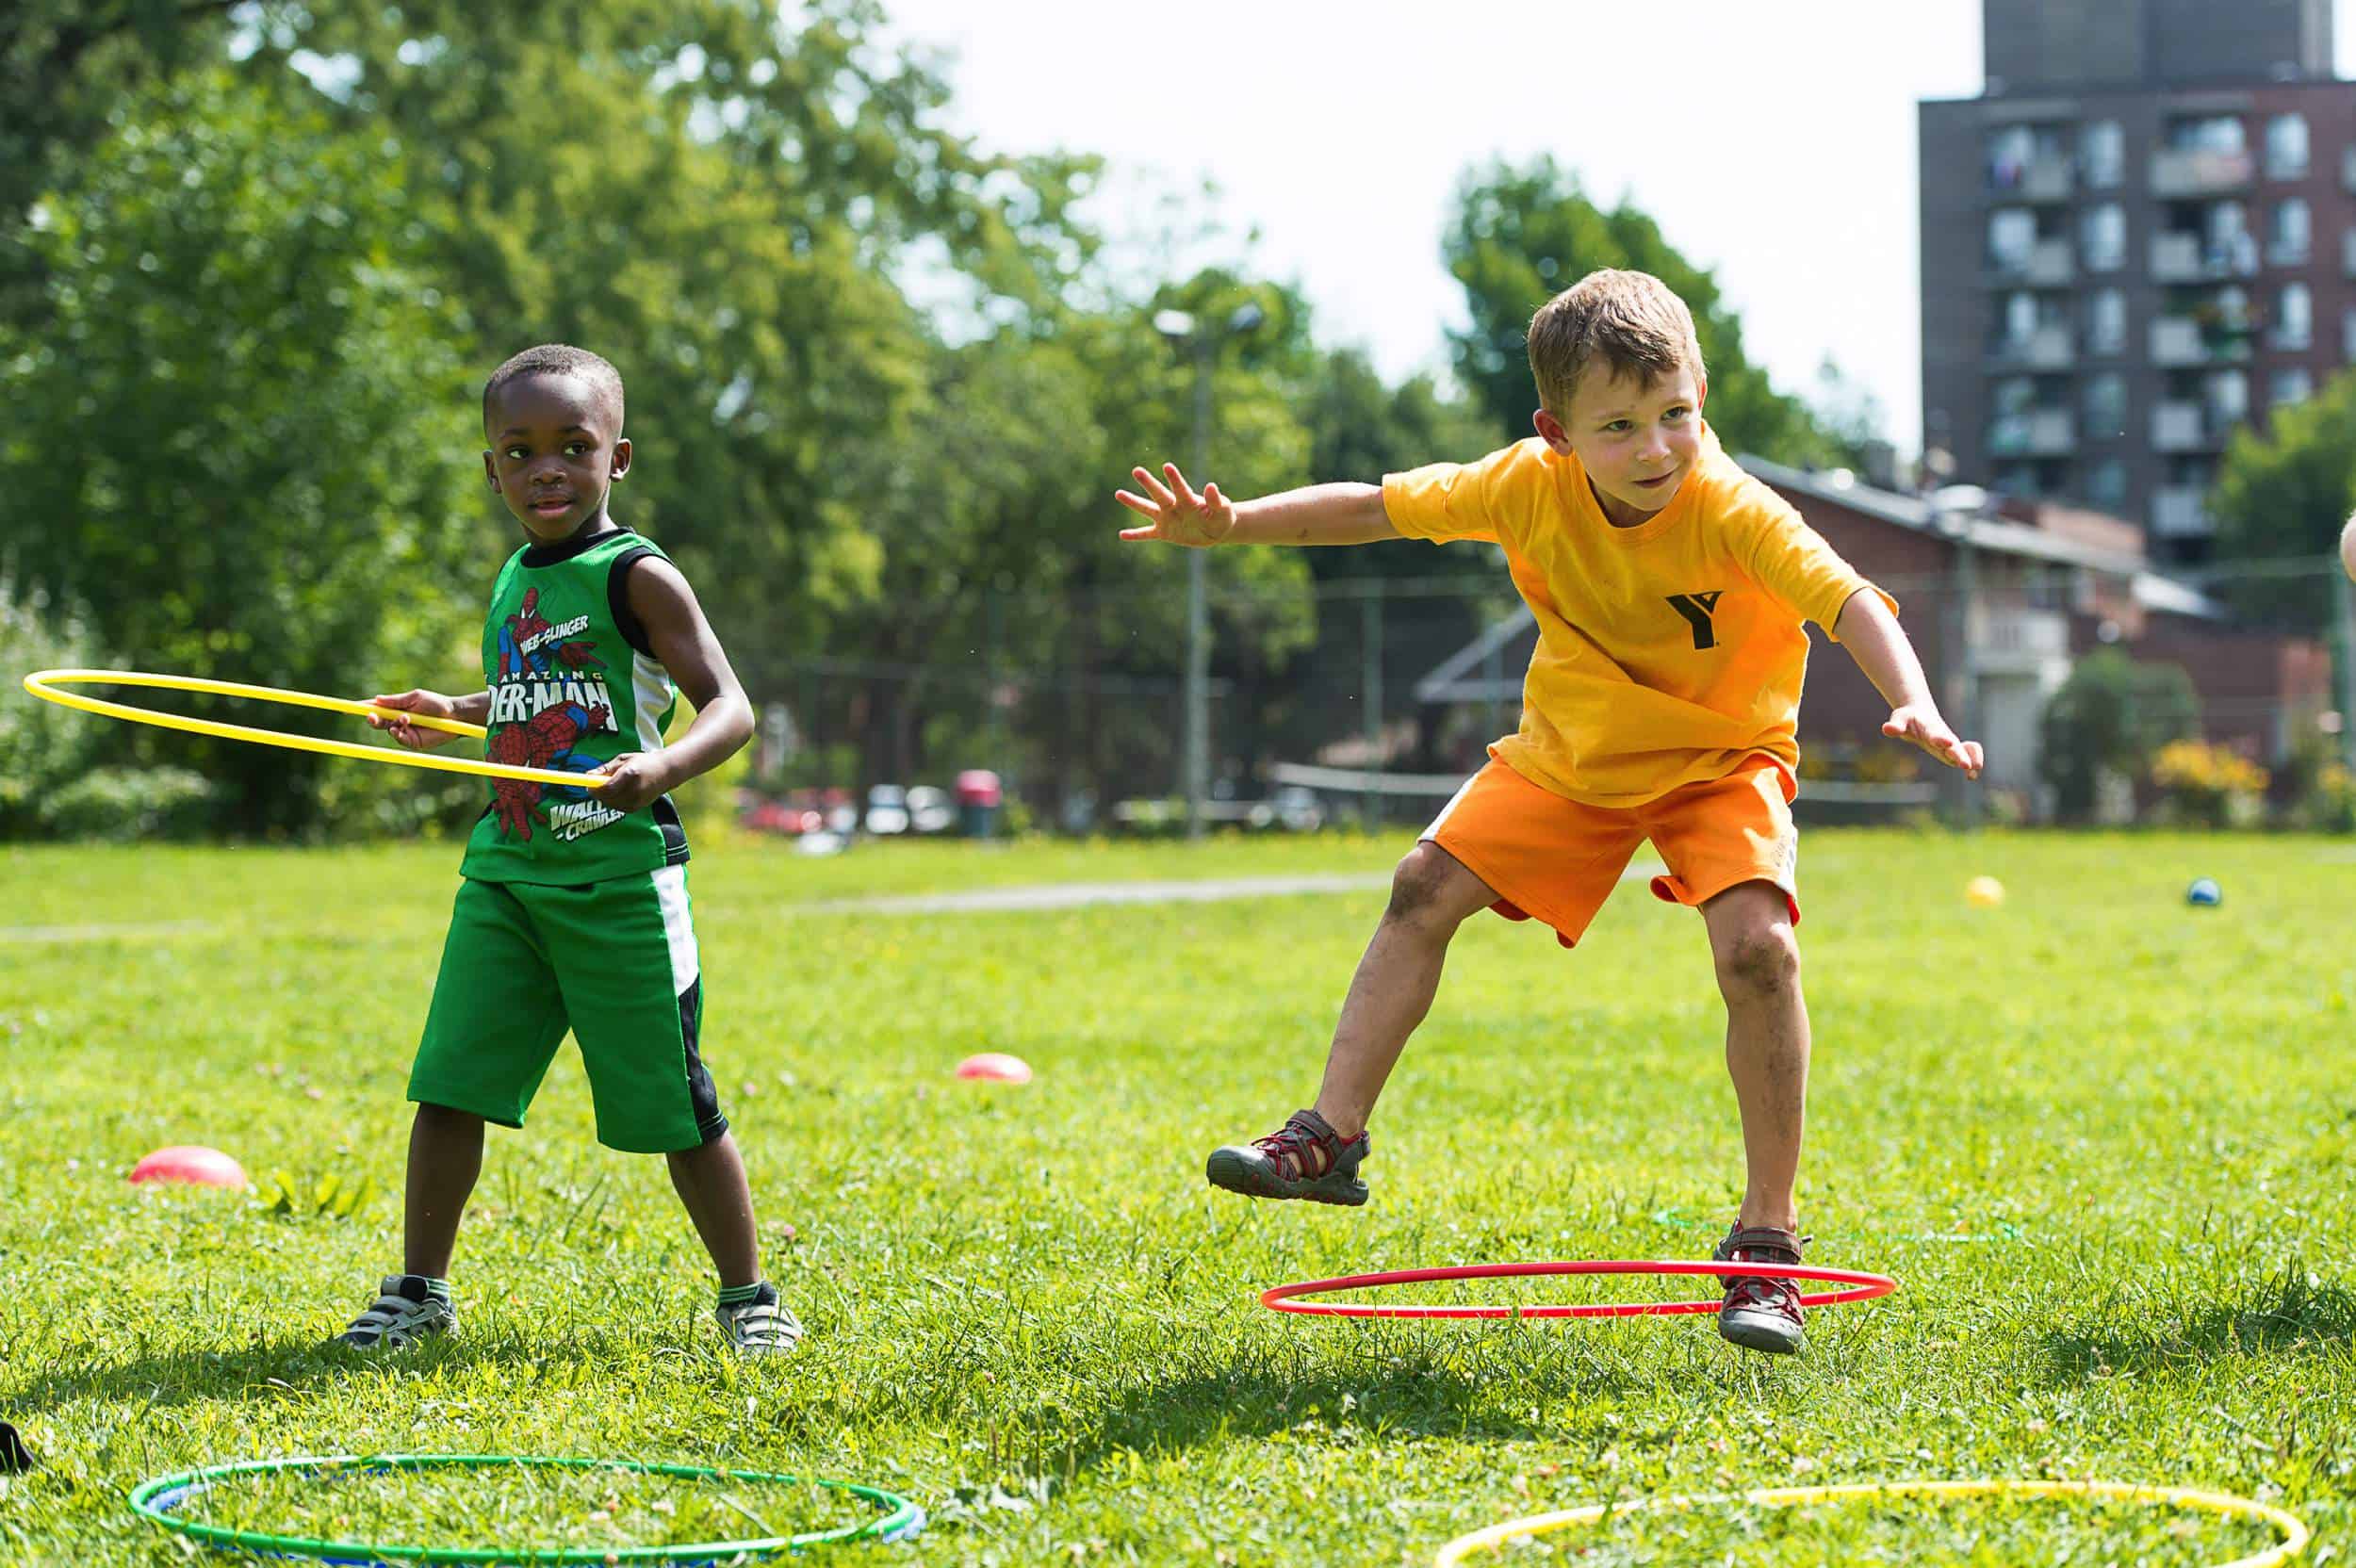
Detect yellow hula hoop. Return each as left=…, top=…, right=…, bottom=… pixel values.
left=1433, top=1478, right=2311, bottom=1568
left=20, top=668, right=605, bottom=791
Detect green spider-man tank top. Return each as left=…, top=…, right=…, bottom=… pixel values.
left=457, top=525, right=690, bottom=884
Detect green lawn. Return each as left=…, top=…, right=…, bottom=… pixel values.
left=1, top=829, right=2351, bottom=1564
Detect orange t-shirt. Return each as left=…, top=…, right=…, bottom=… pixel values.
left=1383, top=426, right=1891, bottom=808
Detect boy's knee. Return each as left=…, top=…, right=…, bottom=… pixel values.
left=1385, top=843, right=1471, bottom=931
left=1715, top=922, right=1800, bottom=1001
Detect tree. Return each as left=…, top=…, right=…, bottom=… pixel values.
left=0, top=0, right=265, bottom=323
left=1443, top=155, right=1852, bottom=469
left=237, top=0, right=1102, bottom=682
left=2207, top=366, right=2356, bottom=627
left=0, top=71, right=480, bottom=835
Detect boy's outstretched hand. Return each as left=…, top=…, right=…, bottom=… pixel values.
left=1116, top=463, right=1235, bottom=547
left=1883, top=704, right=1984, bottom=779
left=368, top=690, right=464, bottom=750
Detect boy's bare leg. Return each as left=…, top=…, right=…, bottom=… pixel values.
left=1701, top=882, right=1808, bottom=1233
left=1310, top=841, right=1501, bottom=1136
left=402, top=1102, right=486, bottom=1279
left=1210, top=841, right=1500, bottom=1204
left=666, top=1132, right=760, bottom=1291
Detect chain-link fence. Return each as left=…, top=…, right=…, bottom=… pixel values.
left=737, top=547, right=2356, bottom=841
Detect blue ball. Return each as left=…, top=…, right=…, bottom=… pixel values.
left=2186, top=876, right=2223, bottom=907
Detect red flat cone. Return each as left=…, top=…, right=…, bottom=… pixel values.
left=128, top=1145, right=248, bottom=1189
left=955, top=1053, right=1032, bottom=1085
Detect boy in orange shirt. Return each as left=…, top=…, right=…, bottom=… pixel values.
left=1115, top=270, right=1981, bottom=1355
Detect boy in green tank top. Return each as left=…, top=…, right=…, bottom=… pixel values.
left=338, top=345, right=795, bottom=1356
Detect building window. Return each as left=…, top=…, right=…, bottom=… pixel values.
left=2081, top=120, right=2123, bottom=188
left=2087, top=458, right=2129, bottom=510
left=1993, top=375, right=2037, bottom=417
left=2270, top=198, right=2310, bottom=265
left=2343, top=306, right=2356, bottom=359
left=1988, top=208, right=2037, bottom=270
left=2272, top=368, right=2314, bottom=407
left=2081, top=204, right=2125, bottom=271
left=2168, top=115, right=2246, bottom=155
left=2084, top=372, right=2128, bottom=436
left=2087, top=288, right=2126, bottom=353
left=1988, top=124, right=2033, bottom=191
left=2276, top=281, right=2312, bottom=348
left=2206, top=368, right=2250, bottom=425
left=2266, top=113, right=2310, bottom=179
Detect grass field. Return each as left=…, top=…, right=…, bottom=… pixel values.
left=2, top=828, right=2353, bottom=1564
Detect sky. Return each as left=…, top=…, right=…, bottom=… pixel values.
left=878, top=0, right=2356, bottom=455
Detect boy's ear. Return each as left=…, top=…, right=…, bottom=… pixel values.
left=1693, top=372, right=1710, bottom=408
left=1531, top=408, right=1573, bottom=452
left=482, top=450, right=500, bottom=490
left=611, top=436, right=631, bottom=482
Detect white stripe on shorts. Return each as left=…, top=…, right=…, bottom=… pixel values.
left=1419, top=772, right=1483, bottom=841
left=651, top=863, right=700, bottom=997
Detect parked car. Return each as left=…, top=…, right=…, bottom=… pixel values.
left=864, top=784, right=910, bottom=836
left=906, top=784, right=955, bottom=834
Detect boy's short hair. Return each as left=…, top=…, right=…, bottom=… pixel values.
left=1526, top=270, right=1706, bottom=416
left=483, top=344, right=626, bottom=432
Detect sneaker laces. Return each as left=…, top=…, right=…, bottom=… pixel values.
left=1252, top=1112, right=1341, bottom=1182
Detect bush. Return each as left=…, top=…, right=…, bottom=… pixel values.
left=2151, top=740, right=2271, bottom=828
left=2037, top=650, right=2201, bottom=822
left=0, top=581, right=106, bottom=838
left=39, top=766, right=217, bottom=840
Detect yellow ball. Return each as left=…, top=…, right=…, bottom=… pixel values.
left=1965, top=875, right=2005, bottom=908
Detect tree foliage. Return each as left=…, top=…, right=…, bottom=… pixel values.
left=1443, top=155, right=1857, bottom=469
left=0, top=71, right=480, bottom=834
left=2208, top=366, right=2356, bottom=627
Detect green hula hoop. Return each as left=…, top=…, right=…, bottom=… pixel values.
left=128, top=1453, right=925, bottom=1565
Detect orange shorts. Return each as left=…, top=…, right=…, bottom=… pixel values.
left=1423, top=758, right=1800, bottom=948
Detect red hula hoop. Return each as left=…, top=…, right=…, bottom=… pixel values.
left=1259, top=1260, right=1898, bottom=1319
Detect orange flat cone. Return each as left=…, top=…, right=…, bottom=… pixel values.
left=128, top=1146, right=248, bottom=1189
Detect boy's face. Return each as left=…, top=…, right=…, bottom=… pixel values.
left=483, top=371, right=630, bottom=545
left=1533, top=362, right=1706, bottom=528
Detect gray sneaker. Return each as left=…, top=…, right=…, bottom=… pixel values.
left=334, top=1275, right=456, bottom=1351
left=714, top=1282, right=802, bottom=1356
left=1206, top=1109, right=1370, bottom=1206
left=1713, top=1224, right=1807, bottom=1355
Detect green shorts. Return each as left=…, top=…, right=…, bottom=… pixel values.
left=410, top=867, right=727, bottom=1154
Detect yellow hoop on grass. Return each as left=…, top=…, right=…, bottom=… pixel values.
left=21, top=668, right=604, bottom=790
left=1433, top=1478, right=2310, bottom=1568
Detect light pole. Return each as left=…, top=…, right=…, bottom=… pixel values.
left=1154, top=301, right=1264, bottom=840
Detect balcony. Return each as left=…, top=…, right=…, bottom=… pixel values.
left=1969, top=606, right=2071, bottom=672
left=2020, top=155, right=2074, bottom=202
left=2268, top=236, right=2311, bottom=268
left=1988, top=409, right=2077, bottom=457
left=2343, top=227, right=2356, bottom=277
left=1990, top=237, right=2075, bottom=286
left=2344, top=145, right=2356, bottom=191
left=2148, top=232, right=2257, bottom=282
left=2151, top=486, right=2215, bottom=537
left=2151, top=147, right=2255, bottom=197
left=1987, top=323, right=2075, bottom=369
left=2268, top=319, right=2312, bottom=351
left=2151, top=401, right=2238, bottom=451
left=2150, top=316, right=2251, bottom=366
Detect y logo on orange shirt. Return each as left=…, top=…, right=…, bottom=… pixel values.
left=1665, top=591, right=1725, bottom=650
